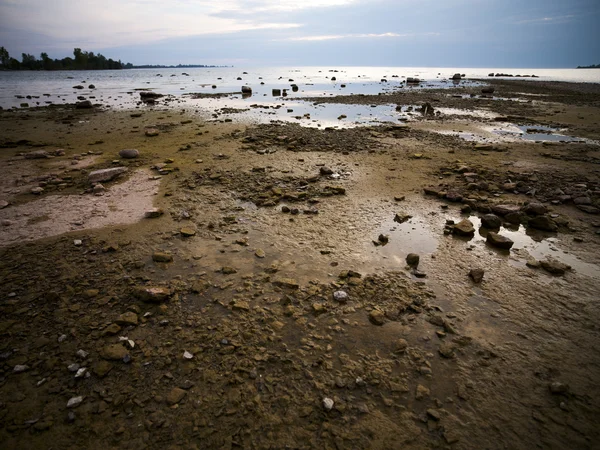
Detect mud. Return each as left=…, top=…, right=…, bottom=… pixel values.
left=0, top=80, right=599, bottom=450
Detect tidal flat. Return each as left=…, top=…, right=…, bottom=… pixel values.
left=0, top=78, right=599, bottom=449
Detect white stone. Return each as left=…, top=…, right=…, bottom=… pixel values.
left=75, top=368, right=87, bottom=378
left=333, top=291, right=348, bottom=302
left=67, top=396, right=83, bottom=408
left=323, top=397, right=334, bottom=410
left=183, top=351, right=194, bottom=360
left=74, top=239, right=83, bottom=246
left=14, top=365, right=29, bottom=373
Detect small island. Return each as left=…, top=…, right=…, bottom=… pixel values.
left=576, top=63, right=600, bottom=69
left=0, top=47, right=131, bottom=70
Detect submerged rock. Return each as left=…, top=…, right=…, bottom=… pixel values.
left=481, top=214, right=502, bottom=229
left=486, top=232, right=514, bottom=249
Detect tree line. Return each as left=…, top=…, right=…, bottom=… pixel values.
left=576, top=64, right=600, bottom=69
left=0, top=47, right=132, bottom=70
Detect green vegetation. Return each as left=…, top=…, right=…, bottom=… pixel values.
left=576, top=64, right=600, bottom=69
left=0, top=46, right=131, bottom=70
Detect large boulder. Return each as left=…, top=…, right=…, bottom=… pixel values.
left=119, top=149, right=139, bottom=159
left=75, top=100, right=93, bottom=109
left=480, top=214, right=501, bottom=229
left=453, top=219, right=475, bottom=236
left=88, top=167, right=127, bottom=184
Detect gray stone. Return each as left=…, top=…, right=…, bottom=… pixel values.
left=453, top=219, right=475, bottom=236
left=119, top=148, right=139, bottom=159
left=333, top=291, right=348, bottom=302
left=540, top=259, right=571, bottom=275
left=522, top=202, right=548, bottom=216
left=528, top=215, right=558, bottom=232
left=75, top=100, right=93, bottom=109
left=134, top=286, right=171, bottom=303
left=406, top=253, right=420, bottom=267
left=469, top=268, right=485, bottom=283
left=323, top=397, right=334, bottom=410
left=67, top=396, right=84, bottom=408
left=492, top=204, right=521, bottom=216
left=88, top=167, right=127, bottom=184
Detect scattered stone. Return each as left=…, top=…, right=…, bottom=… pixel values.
left=180, top=227, right=196, bottom=237
left=144, top=208, right=164, bottom=218
left=31, top=187, right=44, bottom=195
left=255, top=248, right=266, bottom=258
left=119, top=148, right=139, bottom=159
left=145, top=128, right=160, bottom=137
left=13, top=365, right=29, bottom=373
left=333, top=291, right=348, bottom=302
left=320, top=167, right=334, bottom=176
left=480, top=214, right=502, bottom=229
left=75, top=100, right=93, bottom=109
left=232, top=300, right=250, bottom=311
left=67, top=396, right=84, bottom=408
left=540, top=259, right=571, bottom=276
left=486, top=232, right=514, bottom=250
left=453, top=219, right=475, bottom=236
left=134, top=286, right=171, bottom=303
left=394, top=213, right=412, bottom=224
left=522, top=202, right=547, bottom=216
left=439, top=342, right=456, bottom=358
left=549, top=382, right=569, bottom=394
left=378, top=234, right=389, bottom=245
left=76, top=350, right=89, bottom=359
left=73, top=239, right=83, bottom=246
left=469, top=268, right=485, bottom=283
left=101, top=344, right=128, bottom=360
left=406, top=253, right=420, bottom=267
left=394, top=339, right=408, bottom=353
left=221, top=266, right=237, bottom=275
left=416, top=384, right=430, bottom=400
left=323, top=397, right=334, bottom=411
left=88, top=167, right=127, bottom=184
left=183, top=351, right=194, bottom=360
left=116, top=311, right=138, bottom=326
left=166, top=387, right=186, bottom=405
left=152, top=252, right=173, bottom=263
left=492, top=204, right=521, bottom=216
left=272, top=278, right=299, bottom=289
left=369, top=310, right=385, bottom=326
left=0, top=200, right=8, bottom=209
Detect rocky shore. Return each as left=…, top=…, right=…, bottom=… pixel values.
left=0, top=79, right=599, bottom=449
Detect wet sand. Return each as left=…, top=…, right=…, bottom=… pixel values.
left=0, top=79, right=599, bottom=449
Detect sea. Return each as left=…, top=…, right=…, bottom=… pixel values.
left=1, top=66, right=599, bottom=129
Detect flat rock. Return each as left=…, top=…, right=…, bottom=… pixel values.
left=89, top=167, right=127, bottom=184
left=101, top=344, right=128, bottom=361
left=272, top=278, right=299, bottom=289
left=521, top=202, right=547, bottom=216
left=152, top=252, right=173, bottom=263
left=166, top=387, right=186, bottom=405
left=144, top=208, right=164, bottom=218
left=492, top=204, right=521, bottom=216
left=540, top=259, right=571, bottom=275
left=180, top=227, right=196, bottom=237
left=116, top=311, right=138, bottom=326
left=486, top=232, right=514, bottom=249
left=145, top=128, right=160, bottom=137
left=577, top=205, right=599, bottom=214
left=453, top=219, right=475, bottom=236
left=134, top=287, right=171, bottom=303
left=67, top=396, right=84, bottom=408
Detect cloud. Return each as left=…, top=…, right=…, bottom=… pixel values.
left=511, top=14, right=576, bottom=25
left=287, top=32, right=439, bottom=41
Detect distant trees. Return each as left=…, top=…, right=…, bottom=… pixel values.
left=576, top=64, right=600, bottom=69
left=0, top=46, right=131, bottom=70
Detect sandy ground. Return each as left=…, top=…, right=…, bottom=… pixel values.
left=0, top=79, right=599, bottom=450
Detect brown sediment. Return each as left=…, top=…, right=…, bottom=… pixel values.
left=0, top=80, right=599, bottom=449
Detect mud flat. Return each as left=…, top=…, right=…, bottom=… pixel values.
left=0, top=79, right=599, bottom=449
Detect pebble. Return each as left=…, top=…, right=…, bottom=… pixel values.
left=469, top=268, right=485, bottom=283
left=75, top=368, right=87, bottom=378
left=152, top=252, right=173, bottom=263
left=323, top=397, right=334, bottom=410
left=333, top=291, right=348, bottom=302
left=369, top=310, right=385, bottom=326
left=73, top=239, right=82, bottom=246
left=13, top=365, right=29, bottom=373
left=406, top=253, right=420, bottom=267
left=67, top=396, right=83, bottom=408
left=58, top=334, right=67, bottom=343
left=183, top=351, right=194, bottom=360
left=119, top=148, right=139, bottom=159
left=76, top=350, right=89, bottom=359
left=68, top=363, right=80, bottom=372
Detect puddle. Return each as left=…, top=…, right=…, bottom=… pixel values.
left=491, top=123, right=587, bottom=143
left=452, top=216, right=600, bottom=279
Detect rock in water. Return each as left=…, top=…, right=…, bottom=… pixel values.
left=453, top=219, right=475, bottom=236
left=486, top=232, right=514, bottom=249
left=469, top=268, right=485, bottom=283
left=75, top=100, right=93, bottom=109
left=480, top=214, right=501, bottom=229
left=406, top=253, right=420, bottom=267
left=119, top=148, right=139, bottom=159
left=521, top=202, right=547, bottom=216
left=492, top=204, right=521, bottom=216
left=540, top=259, right=571, bottom=275
left=88, top=167, right=127, bottom=184
left=369, top=310, right=385, bottom=325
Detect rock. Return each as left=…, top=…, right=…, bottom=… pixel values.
left=526, top=258, right=541, bottom=269
left=416, top=384, right=430, bottom=400
left=540, top=259, right=571, bottom=275
left=166, top=387, right=186, bottom=405
left=102, top=323, right=122, bottom=336
left=221, top=266, right=237, bottom=275
left=451, top=73, right=462, bottom=80
left=255, top=248, right=266, bottom=258
left=24, top=150, right=49, bottom=159
left=88, top=167, right=127, bottom=184
left=134, top=286, right=171, bottom=303
left=406, top=253, right=420, bottom=267
left=481, top=87, right=495, bottom=94
left=101, top=344, right=128, bottom=360
left=145, top=128, right=160, bottom=137
left=139, top=91, right=163, bottom=100
left=492, top=204, right=521, bottom=216
left=93, top=361, right=113, bottom=378
left=272, top=278, right=299, bottom=289
left=75, top=100, right=93, bottom=109
left=67, top=396, right=84, bottom=408
left=0, top=200, right=8, bottom=209
left=528, top=216, right=558, bottom=232
left=445, top=191, right=463, bottom=202
left=438, top=342, right=456, bottom=358
left=369, top=310, right=385, bottom=326
left=573, top=196, right=591, bottom=205
left=183, top=351, right=194, bottom=360
left=152, top=252, right=173, bottom=263
left=116, top=311, right=138, bottom=326
left=88, top=84, right=95, bottom=89
left=180, top=227, right=196, bottom=237
left=486, top=232, right=514, bottom=249
left=549, top=382, right=569, bottom=394
left=333, top=291, right=348, bottom=302
left=394, top=213, right=412, bottom=224
left=92, top=184, right=105, bottom=194
left=31, top=187, right=44, bottom=195
left=144, top=208, right=164, bottom=218
left=119, top=148, right=139, bottom=159
left=577, top=205, right=600, bottom=214
left=323, top=397, right=334, bottom=411
left=13, top=365, right=29, bottom=373
left=76, top=349, right=89, bottom=359
left=241, top=86, right=252, bottom=94
left=522, top=202, right=547, bottom=216
left=469, top=268, right=485, bottom=283
left=453, top=219, right=475, bottom=236
left=319, top=166, right=334, bottom=176
left=377, top=234, right=389, bottom=245
left=480, top=214, right=502, bottom=229
left=394, top=339, right=408, bottom=353
left=232, top=300, right=250, bottom=311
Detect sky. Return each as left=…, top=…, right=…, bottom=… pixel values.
left=0, top=0, right=598, bottom=68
